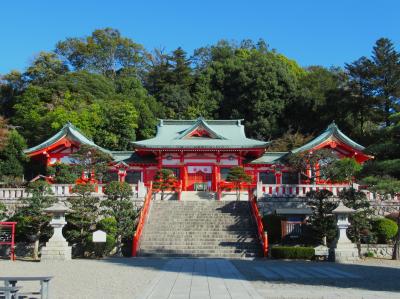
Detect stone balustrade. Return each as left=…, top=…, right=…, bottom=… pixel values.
left=258, top=183, right=352, bottom=198
left=0, top=183, right=143, bottom=201
left=255, top=182, right=395, bottom=201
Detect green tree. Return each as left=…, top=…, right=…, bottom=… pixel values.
left=362, top=176, right=400, bottom=259
left=267, top=130, right=313, bottom=152
left=0, top=202, right=6, bottom=221
left=370, top=38, right=400, bottom=126
left=56, top=28, right=146, bottom=78
left=201, top=43, right=300, bottom=139
left=47, top=162, right=78, bottom=184
left=226, top=166, right=252, bottom=201
left=344, top=57, right=379, bottom=137
left=71, top=145, right=112, bottom=183
left=65, top=183, right=100, bottom=256
left=286, top=149, right=337, bottom=184
left=284, top=66, right=345, bottom=134
left=0, top=130, right=28, bottom=179
left=153, top=169, right=178, bottom=200
left=307, top=190, right=338, bottom=246
left=326, top=158, right=362, bottom=183
left=95, top=99, right=138, bottom=150
left=102, top=181, right=136, bottom=255
left=11, top=181, right=55, bottom=260
left=24, top=52, right=68, bottom=84
left=339, top=188, right=373, bottom=256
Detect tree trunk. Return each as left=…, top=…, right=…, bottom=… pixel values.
left=116, top=234, right=123, bottom=257
left=161, top=190, right=164, bottom=200
left=392, top=213, right=400, bottom=260
left=322, top=236, right=327, bottom=246
left=33, top=232, right=40, bottom=260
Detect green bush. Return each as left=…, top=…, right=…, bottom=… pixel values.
left=371, top=218, right=398, bottom=243
left=364, top=251, right=374, bottom=258
left=86, top=234, right=116, bottom=257
left=97, top=217, right=118, bottom=236
left=271, top=246, right=315, bottom=260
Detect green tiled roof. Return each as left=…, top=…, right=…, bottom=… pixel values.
left=133, top=118, right=268, bottom=149
left=24, top=122, right=111, bottom=155
left=291, top=122, right=365, bottom=153
left=111, top=151, right=157, bottom=164
left=248, top=152, right=287, bottom=164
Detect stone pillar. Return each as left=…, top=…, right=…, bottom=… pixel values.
left=331, top=201, right=359, bottom=263
left=137, top=181, right=147, bottom=198
left=256, top=181, right=263, bottom=199
left=41, top=203, right=72, bottom=261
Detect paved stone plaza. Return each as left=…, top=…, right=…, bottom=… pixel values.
left=1, top=258, right=400, bottom=299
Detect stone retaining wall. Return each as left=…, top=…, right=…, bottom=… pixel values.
left=360, top=244, right=393, bottom=259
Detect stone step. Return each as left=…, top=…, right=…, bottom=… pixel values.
left=141, top=233, right=257, bottom=238
left=139, top=252, right=258, bottom=258
left=139, top=199, right=260, bottom=258
left=140, top=241, right=259, bottom=246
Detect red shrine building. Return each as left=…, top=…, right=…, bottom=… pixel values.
left=24, top=117, right=372, bottom=189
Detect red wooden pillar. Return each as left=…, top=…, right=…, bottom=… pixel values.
left=212, top=164, right=219, bottom=192
left=276, top=172, right=282, bottom=184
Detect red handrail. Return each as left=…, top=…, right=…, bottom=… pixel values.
left=132, top=182, right=153, bottom=257
left=248, top=192, right=268, bottom=257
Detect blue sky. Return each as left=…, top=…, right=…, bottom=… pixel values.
left=1, top=0, right=399, bottom=74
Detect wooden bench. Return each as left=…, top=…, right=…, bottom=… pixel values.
left=0, top=277, right=53, bottom=299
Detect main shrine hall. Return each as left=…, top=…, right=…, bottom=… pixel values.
left=24, top=117, right=371, bottom=190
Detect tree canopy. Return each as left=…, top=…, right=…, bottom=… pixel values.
left=0, top=28, right=398, bottom=199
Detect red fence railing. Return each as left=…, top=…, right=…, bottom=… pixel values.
left=132, top=182, right=152, bottom=257
left=248, top=192, right=268, bottom=257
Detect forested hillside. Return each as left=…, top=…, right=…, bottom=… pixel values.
left=0, top=28, right=399, bottom=191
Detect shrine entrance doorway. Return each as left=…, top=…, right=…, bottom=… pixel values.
left=186, top=166, right=213, bottom=191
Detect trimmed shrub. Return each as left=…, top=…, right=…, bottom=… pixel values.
left=371, top=218, right=398, bottom=243
left=271, top=246, right=315, bottom=260
left=97, top=217, right=118, bottom=236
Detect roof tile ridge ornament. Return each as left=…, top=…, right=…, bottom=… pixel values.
left=176, top=117, right=227, bottom=140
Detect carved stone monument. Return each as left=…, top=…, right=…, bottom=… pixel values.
left=331, top=201, right=359, bottom=263
left=41, top=202, right=72, bottom=261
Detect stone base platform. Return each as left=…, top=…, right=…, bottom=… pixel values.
left=41, top=240, right=72, bottom=261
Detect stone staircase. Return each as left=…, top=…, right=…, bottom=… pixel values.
left=138, top=198, right=262, bottom=258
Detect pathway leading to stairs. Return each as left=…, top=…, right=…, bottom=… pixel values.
left=135, top=258, right=262, bottom=299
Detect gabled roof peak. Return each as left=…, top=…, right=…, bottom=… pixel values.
left=177, top=117, right=227, bottom=140
left=292, top=122, right=365, bottom=153
left=24, top=122, right=110, bottom=155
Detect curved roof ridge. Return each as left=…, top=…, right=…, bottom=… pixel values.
left=291, top=122, right=365, bottom=153
left=24, top=123, right=110, bottom=155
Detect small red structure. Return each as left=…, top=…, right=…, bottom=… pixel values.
left=0, top=222, right=17, bottom=261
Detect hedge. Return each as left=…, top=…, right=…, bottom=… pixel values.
left=271, top=246, right=315, bottom=260
left=371, top=218, right=398, bottom=243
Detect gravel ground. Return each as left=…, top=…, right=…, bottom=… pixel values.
left=1, top=257, right=399, bottom=299
left=233, top=258, right=400, bottom=299
left=0, top=258, right=168, bottom=299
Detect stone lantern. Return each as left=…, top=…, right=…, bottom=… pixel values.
left=331, top=201, right=359, bottom=263
left=41, top=202, right=73, bottom=261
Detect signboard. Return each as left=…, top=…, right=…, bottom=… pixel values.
left=0, top=222, right=16, bottom=261
left=93, top=230, right=106, bottom=243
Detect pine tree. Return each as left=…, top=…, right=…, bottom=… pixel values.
left=226, top=166, right=252, bottom=201
left=306, top=190, right=338, bottom=246
left=370, top=38, right=400, bottom=126
left=153, top=169, right=178, bottom=200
